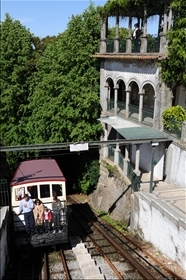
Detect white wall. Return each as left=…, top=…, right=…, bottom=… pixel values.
left=131, top=142, right=165, bottom=180
left=165, top=143, right=186, bottom=187
left=130, top=192, right=186, bottom=269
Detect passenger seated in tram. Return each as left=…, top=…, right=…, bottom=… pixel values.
left=33, top=199, right=45, bottom=234
left=18, top=187, right=31, bottom=200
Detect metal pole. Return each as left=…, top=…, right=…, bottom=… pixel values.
left=149, top=147, right=155, bottom=193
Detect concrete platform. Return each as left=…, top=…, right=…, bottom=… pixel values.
left=140, top=179, right=186, bottom=219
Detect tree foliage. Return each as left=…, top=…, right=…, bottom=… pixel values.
left=0, top=14, right=33, bottom=146
left=160, top=0, right=186, bottom=88
left=100, top=0, right=167, bottom=18
left=26, top=3, right=103, bottom=144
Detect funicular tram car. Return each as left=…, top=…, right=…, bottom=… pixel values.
left=10, top=158, right=68, bottom=248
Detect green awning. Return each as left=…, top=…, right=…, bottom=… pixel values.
left=98, top=116, right=171, bottom=141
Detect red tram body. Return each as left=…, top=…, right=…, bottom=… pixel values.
left=10, top=158, right=68, bottom=248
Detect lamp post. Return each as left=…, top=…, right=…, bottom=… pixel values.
left=149, top=143, right=159, bottom=193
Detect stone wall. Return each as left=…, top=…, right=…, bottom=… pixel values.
left=91, top=157, right=132, bottom=225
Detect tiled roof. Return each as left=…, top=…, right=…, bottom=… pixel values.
left=92, top=53, right=167, bottom=60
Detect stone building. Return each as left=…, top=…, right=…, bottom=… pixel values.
left=92, top=0, right=186, bottom=188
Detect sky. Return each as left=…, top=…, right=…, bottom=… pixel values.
left=1, top=0, right=159, bottom=38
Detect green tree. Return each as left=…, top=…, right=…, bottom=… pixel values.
left=27, top=3, right=103, bottom=144
left=0, top=14, right=33, bottom=146
left=160, top=0, right=186, bottom=88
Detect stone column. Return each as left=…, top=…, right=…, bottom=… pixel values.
left=114, top=143, right=120, bottom=165
left=138, top=90, right=145, bottom=123
left=140, top=6, right=147, bottom=53
left=168, top=7, right=172, bottom=30
left=125, top=86, right=131, bottom=119
left=126, top=17, right=132, bottom=53
left=114, top=87, right=118, bottom=115
left=134, top=144, right=141, bottom=176
left=103, top=123, right=108, bottom=158
left=104, top=85, right=110, bottom=111
left=160, top=3, right=168, bottom=53
left=114, top=14, right=119, bottom=53
left=124, top=145, right=130, bottom=175
left=181, top=122, right=186, bottom=144
left=100, top=17, right=107, bottom=53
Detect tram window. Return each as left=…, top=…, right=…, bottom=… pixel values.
left=27, top=186, right=38, bottom=199
left=40, top=184, right=50, bottom=198
left=52, top=184, right=63, bottom=197
left=15, top=187, right=25, bottom=201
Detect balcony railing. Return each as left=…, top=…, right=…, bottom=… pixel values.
left=129, top=104, right=139, bottom=117
left=119, top=40, right=126, bottom=53
left=107, top=99, right=114, bottom=111
left=117, top=101, right=126, bottom=112
left=106, top=35, right=160, bottom=54
left=147, top=35, right=160, bottom=53
left=108, top=146, right=115, bottom=161
left=118, top=152, right=124, bottom=170
left=127, top=162, right=140, bottom=192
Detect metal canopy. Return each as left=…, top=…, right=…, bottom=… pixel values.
left=99, top=116, right=171, bottom=141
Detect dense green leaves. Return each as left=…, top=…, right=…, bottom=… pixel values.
left=160, top=0, right=186, bottom=88
left=100, top=0, right=167, bottom=18
left=162, top=106, right=186, bottom=138
left=0, top=14, right=33, bottom=146
left=27, top=4, right=102, bottom=144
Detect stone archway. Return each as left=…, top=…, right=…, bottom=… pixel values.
left=130, top=82, right=139, bottom=106
left=106, top=78, right=114, bottom=111
left=143, top=84, right=155, bottom=110
left=117, top=79, right=126, bottom=114
left=142, top=83, right=155, bottom=124
left=128, top=82, right=140, bottom=120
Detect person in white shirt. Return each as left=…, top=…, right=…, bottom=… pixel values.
left=17, top=194, right=35, bottom=236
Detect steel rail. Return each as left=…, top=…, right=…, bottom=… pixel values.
left=92, top=221, right=156, bottom=280
left=105, top=223, right=185, bottom=280
left=60, top=249, right=71, bottom=280
left=70, top=195, right=184, bottom=280
left=68, top=196, right=155, bottom=280
left=86, top=231, right=124, bottom=280
left=70, top=210, right=124, bottom=280
left=39, top=253, right=48, bottom=280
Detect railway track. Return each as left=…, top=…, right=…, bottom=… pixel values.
left=67, top=194, right=184, bottom=280
left=4, top=194, right=184, bottom=280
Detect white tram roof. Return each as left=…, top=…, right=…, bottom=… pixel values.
left=10, top=158, right=66, bottom=187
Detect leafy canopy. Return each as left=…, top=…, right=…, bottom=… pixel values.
left=26, top=3, right=103, bottom=144
left=160, top=0, right=186, bottom=88
left=0, top=14, right=33, bottom=146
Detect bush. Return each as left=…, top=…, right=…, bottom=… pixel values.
left=162, top=105, right=186, bottom=137
left=102, top=160, right=120, bottom=178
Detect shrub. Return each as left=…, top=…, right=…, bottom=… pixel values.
left=162, top=105, right=186, bottom=137
left=102, top=160, right=120, bottom=178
